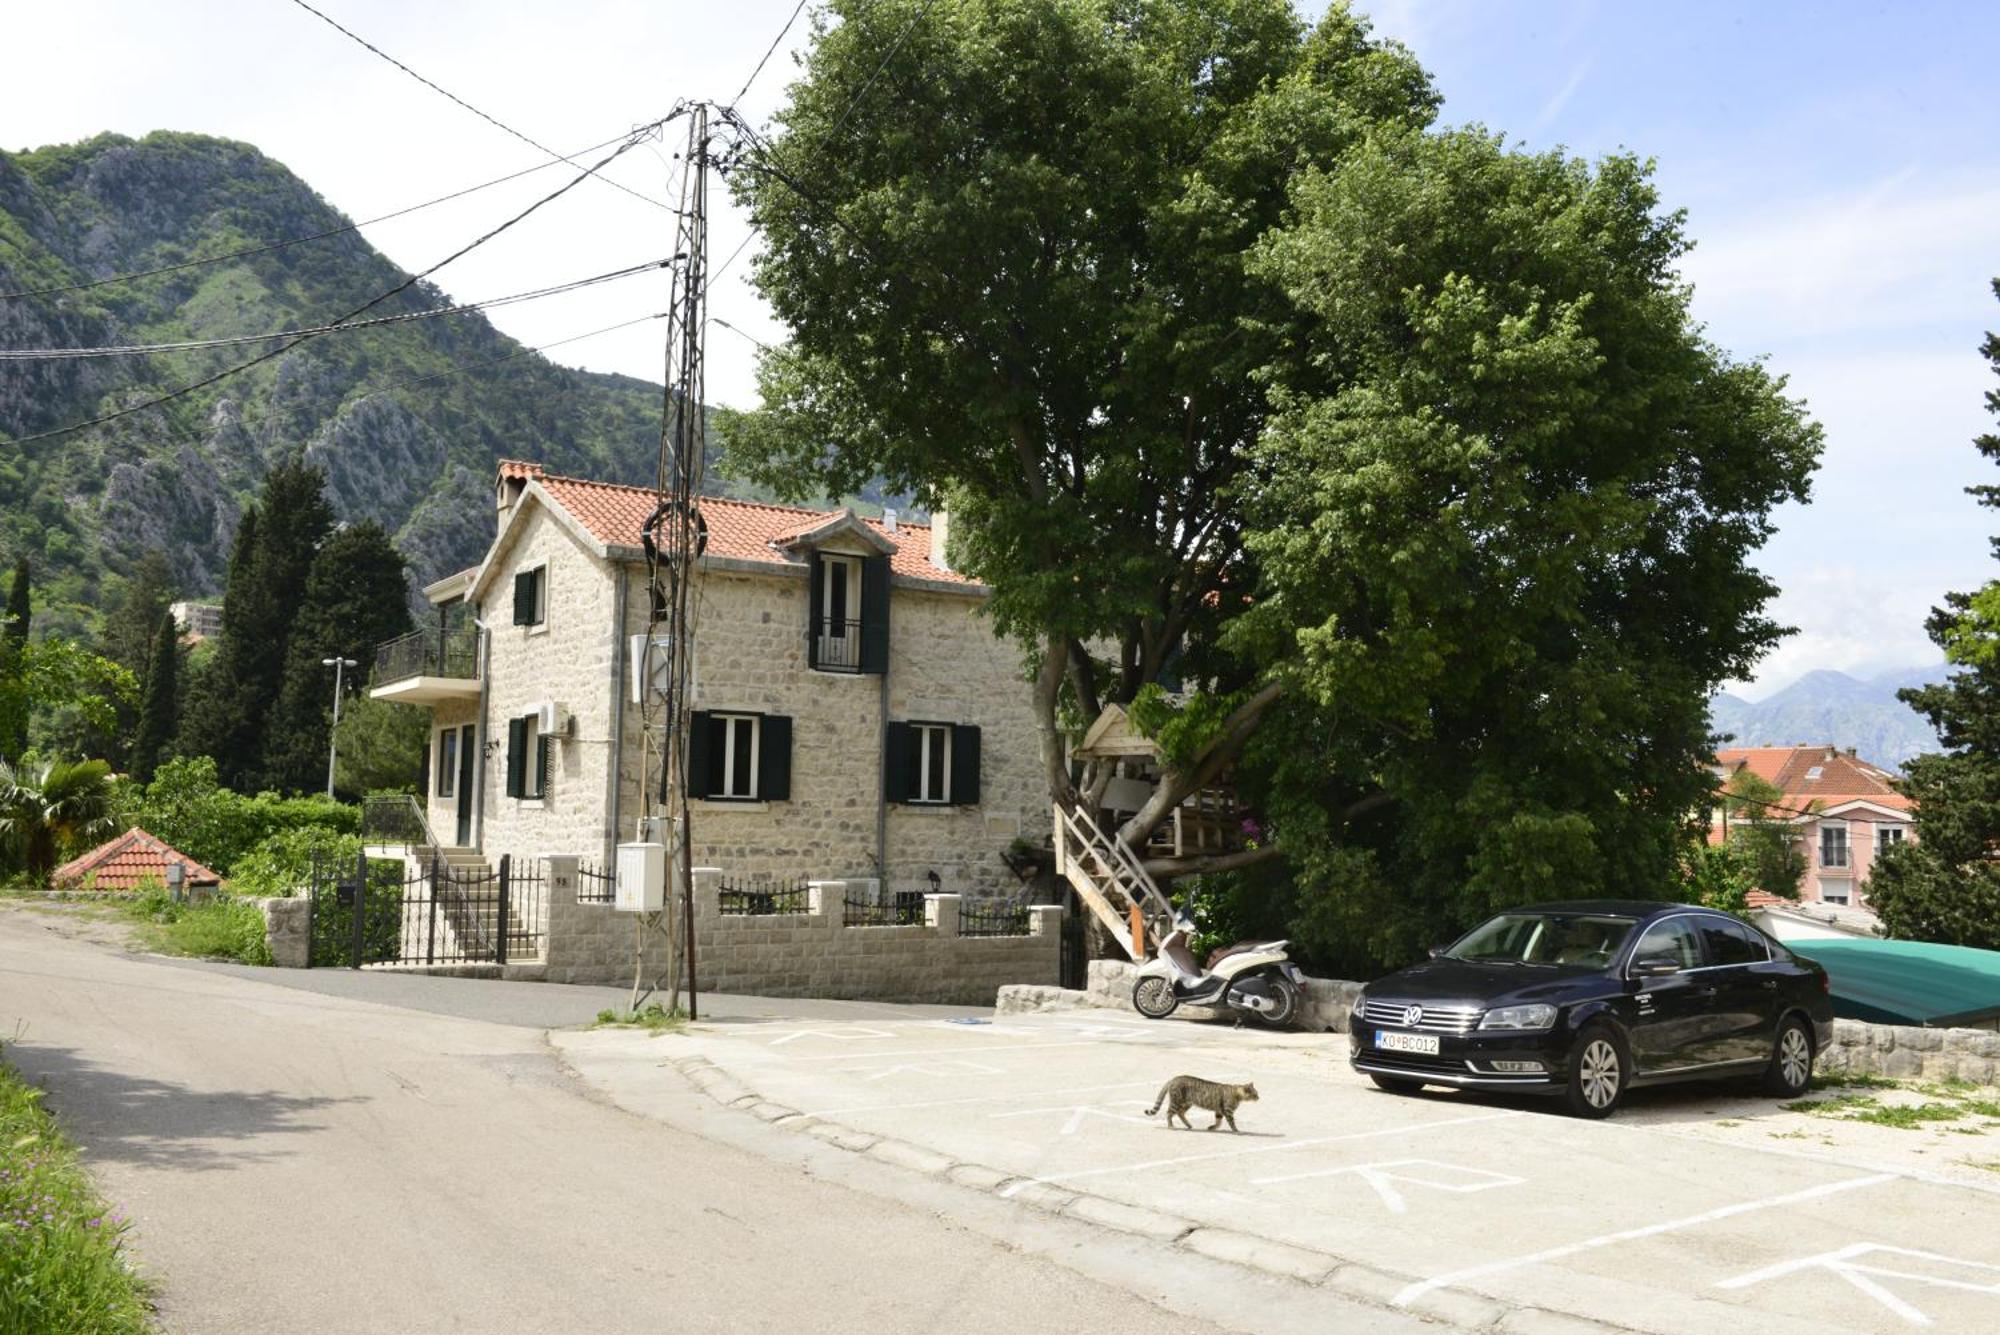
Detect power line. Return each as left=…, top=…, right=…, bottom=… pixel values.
left=0, top=260, right=668, bottom=359
left=736, top=0, right=810, bottom=103
left=285, top=0, right=673, bottom=214
left=375, top=309, right=669, bottom=392
left=0, top=126, right=654, bottom=304
left=4, top=119, right=680, bottom=447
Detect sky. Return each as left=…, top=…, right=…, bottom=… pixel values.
left=5, top=1, right=1997, bottom=697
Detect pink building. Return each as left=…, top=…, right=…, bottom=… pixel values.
left=1712, top=745, right=1914, bottom=913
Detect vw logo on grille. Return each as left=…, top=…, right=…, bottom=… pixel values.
left=1402, top=1005, right=1423, bottom=1028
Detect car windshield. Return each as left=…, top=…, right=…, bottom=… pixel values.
left=1443, top=912, right=1638, bottom=970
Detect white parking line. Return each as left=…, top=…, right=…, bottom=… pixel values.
left=1392, top=1173, right=1896, bottom=1308
left=1252, top=1158, right=1525, bottom=1213
left=779, top=1039, right=1146, bottom=1062
left=1719, top=1242, right=2000, bottom=1327
left=997, top=1109, right=1523, bottom=1197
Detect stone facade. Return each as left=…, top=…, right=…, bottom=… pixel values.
left=1820, top=1017, right=2000, bottom=1085
left=543, top=868, right=1061, bottom=1005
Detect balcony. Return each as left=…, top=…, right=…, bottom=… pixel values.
left=370, top=628, right=480, bottom=704
left=811, top=619, right=863, bottom=672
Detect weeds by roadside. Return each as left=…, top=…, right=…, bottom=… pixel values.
left=592, top=1003, right=686, bottom=1036
left=118, top=889, right=270, bottom=966
left=1782, top=1082, right=2000, bottom=1132
left=0, top=1044, right=150, bottom=1333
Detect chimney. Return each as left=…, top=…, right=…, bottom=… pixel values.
left=929, top=507, right=951, bottom=572
left=883, top=506, right=898, bottom=535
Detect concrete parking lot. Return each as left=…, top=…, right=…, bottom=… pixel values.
left=561, top=1010, right=2000, bottom=1333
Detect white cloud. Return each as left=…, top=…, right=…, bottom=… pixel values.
left=1732, top=564, right=1948, bottom=698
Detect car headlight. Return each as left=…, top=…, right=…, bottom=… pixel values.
left=1479, top=1004, right=1557, bottom=1031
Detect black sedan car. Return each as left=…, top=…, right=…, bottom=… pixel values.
left=1348, top=900, right=1834, bottom=1118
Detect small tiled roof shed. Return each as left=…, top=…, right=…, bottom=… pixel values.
left=52, top=828, right=222, bottom=892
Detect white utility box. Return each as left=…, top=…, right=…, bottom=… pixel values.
left=615, top=841, right=666, bottom=912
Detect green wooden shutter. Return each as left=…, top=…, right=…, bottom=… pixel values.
left=859, top=555, right=891, bottom=675
left=684, top=711, right=713, bottom=798
left=535, top=735, right=551, bottom=799
left=505, top=716, right=528, bottom=797
left=950, top=724, right=981, bottom=806
left=883, top=721, right=914, bottom=803
left=758, top=714, right=792, bottom=801
left=806, top=552, right=825, bottom=669
left=512, top=570, right=536, bottom=625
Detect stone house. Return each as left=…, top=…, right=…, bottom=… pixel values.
left=369, top=460, right=1051, bottom=910
left=1711, top=744, right=1915, bottom=921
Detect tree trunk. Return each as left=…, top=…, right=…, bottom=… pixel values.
left=1113, top=680, right=1283, bottom=852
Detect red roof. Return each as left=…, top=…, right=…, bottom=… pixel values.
left=507, top=462, right=973, bottom=586
left=53, top=827, right=222, bottom=892
left=1714, top=745, right=1913, bottom=813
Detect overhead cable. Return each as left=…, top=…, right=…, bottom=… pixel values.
left=285, top=0, right=673, bottom=213
left=735, top=0, right=811, bottom=103
left=3, top=119, right=679, bottom=446
left=0, top=261, right=669, bottom=360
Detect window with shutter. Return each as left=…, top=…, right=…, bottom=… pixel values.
left=949, top=724, right=981, bottom=806
left=512, top=567, right=546, bottom=627
left=531, top=734, right=551, bottom=800
left=684, top=710, right=714, bottom=798
left=758, top=715, right=792, bottom=801
left=858, top=554, right=890, bottom=674
left=883, top=721, right=915, bottom=803
left=505, top=716, right=528, bottom=797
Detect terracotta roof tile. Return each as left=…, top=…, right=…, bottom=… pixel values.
left=1714, top=745, right=1911, bottom=811
left=52, top=828, right=222, bottom=892
left=524, top=467, right=975, bottom=586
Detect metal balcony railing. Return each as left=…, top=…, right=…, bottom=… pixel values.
left=813, top=619, right=863, bottom=672
left=374, top=628, right=479, bottom=687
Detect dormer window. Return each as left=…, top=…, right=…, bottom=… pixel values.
left=808, top=550, right=889, bottom=674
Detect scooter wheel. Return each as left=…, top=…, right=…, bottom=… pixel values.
left=1254, top=976, right=1301, bottom=1029
left=1132, top=976, right=1179, bottom=1019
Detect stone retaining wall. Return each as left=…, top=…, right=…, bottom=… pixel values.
left=542, top=867, right=1062, bottom=1006
left=259, top=896, right=311, bottom=969
left=999, top=960, right=1363, bottom=1033
left=1819, top=1017, right=2000, bottom=1085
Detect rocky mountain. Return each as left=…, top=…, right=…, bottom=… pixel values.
left=0, top=131, right=838, bottom=632
left=1710, top=665, right=1952, bottom=770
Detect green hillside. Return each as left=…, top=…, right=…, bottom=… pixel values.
left=0, top=130, right=768, bottom=633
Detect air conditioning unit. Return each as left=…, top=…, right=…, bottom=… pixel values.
left=537, top=700, right=572, bottom=736
left=615, top=841, right=666, bottom=913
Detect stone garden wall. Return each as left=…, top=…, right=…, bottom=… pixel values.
left=998, top=959, right=1364, bottom=1034
left=1819, top=1017, right=2000, bottom=1085
left=542, top=867, right=1062, bottom=1006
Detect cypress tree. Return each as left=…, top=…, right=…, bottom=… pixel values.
left=130, top=610, right=180, bottom=784
left=262, top=521, right=413, bottom=794
left=0, top=558, right=30, bottom=759
left=177, top=506, right=258, bottom=783
left=94, top=549, right=177, bottom=768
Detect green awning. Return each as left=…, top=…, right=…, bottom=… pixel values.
left=1791, top=937, right=2000, bottom=1028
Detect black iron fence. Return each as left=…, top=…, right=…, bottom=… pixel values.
left=305, top=851, right=543, bottom=967
left=719, top=875, right=811, bottom=916
left=958, top=899, right=1031, bottom=937
left=576, top=860, right=616, bottom=904
left=374, top=627, right=479, bottom=687
left=361, top=794, right=431, bottom=849
left=811, top=620, right=863, bottom=672
left=843, top=889, right=926, bottom=927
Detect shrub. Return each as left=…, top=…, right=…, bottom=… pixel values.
left=228, top=827, right=361, bottom=899
left=117, top=879, right=272, bottom=965
left=132, top=756, right=357, bottom=875
left=0, top=1048, right=150, bottom=1333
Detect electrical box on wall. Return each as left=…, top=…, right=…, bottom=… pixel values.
left=628, top=633, right=695, bottom=706
left=615, top=841, right=666, bottom=912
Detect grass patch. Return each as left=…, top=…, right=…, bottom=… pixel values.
left=118, top=890, right=270, bottom=966
left=0, top=1045, right=150, bottom=1333
left=1850, top=1101, right=1975, bottom=1129
left=1810, top=1071, right=1900, bottom=1091
left=1783, top=1093, right=1880, bottom=1116
left=592, top=1003, right=686, bottom=1035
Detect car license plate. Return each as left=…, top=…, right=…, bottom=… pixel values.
left=1375, top=1030, right=1440, bottom=1055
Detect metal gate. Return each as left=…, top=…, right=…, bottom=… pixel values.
left=306, top=852, right=542, bottom=968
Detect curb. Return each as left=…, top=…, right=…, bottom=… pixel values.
left=663, top=1054, right=1621, bottom=1332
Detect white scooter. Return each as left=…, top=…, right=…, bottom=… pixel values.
left=1131, top=914, right=1306, bottom=1028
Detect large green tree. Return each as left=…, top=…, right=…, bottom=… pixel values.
left=1868, top=281, right=2000, bottom=950
left=129, top=610, right=181, bottom=784
left=178, top=459, right=336, bottom=786
left=0, top=558, right=30, bottom=758
left=726, top=0, right=1439, bottom=868
left=1225, top=127, right=1816, bottom=966
left=261, top=521, right=412, bottom=794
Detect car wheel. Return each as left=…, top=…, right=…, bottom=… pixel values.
left=1762, top=1017, right=1815, bottom=1098
left=1369, top=1073, right=1426, bottom=1095
left=1562, top=1024, right=1627, bottom=1119
left=1132, top=976, right=1179, bottom=1019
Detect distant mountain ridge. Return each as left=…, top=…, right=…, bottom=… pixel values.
left=0, top=131, right=899, bottom=631
left=1711, top=665, right=1951, bottom=771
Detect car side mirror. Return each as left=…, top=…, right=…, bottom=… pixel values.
left=1632, top=955, right=1681, bottom=979
left=1427, top=945, right=1447, bottom=959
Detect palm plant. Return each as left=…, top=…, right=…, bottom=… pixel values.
left=0, top=757, right=118, bottom=883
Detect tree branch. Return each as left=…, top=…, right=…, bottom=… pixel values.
left=1144, top=842, right=1284, bottom=880
left=1115, top=679, right=1285, bottom=850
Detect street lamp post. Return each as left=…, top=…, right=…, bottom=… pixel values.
left=322, top=657, right=358, bottom=799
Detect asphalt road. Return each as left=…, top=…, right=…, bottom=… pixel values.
left=0, top=904, right=1265, bottom=1334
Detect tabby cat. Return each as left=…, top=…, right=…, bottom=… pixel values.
left=1145, top=1075, right=1259, bottom=1131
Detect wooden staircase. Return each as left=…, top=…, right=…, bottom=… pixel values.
left=1053, top=802, right=1175, bottom=961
